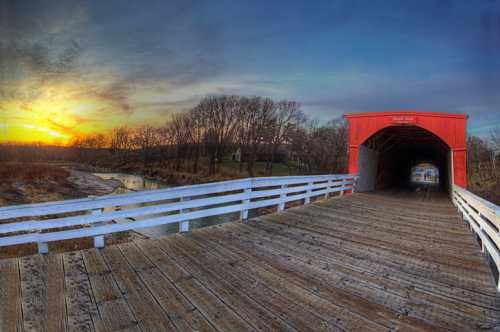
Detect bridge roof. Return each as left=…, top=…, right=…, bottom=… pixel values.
left=344, top=111, right=468, bottom=119
left=344, top=110, right=468, bottom=149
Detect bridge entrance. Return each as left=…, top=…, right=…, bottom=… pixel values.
left=345, top=112, right=467, bottom=192
left=359, top=125, right=451, bottom=191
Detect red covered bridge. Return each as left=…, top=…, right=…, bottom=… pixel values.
left=345, top=111, right=467, bottom=192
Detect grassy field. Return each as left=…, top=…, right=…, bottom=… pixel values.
left=219, top=158, right=299, bottom=176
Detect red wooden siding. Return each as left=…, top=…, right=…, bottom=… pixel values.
left=345, top=111, right=467, bottom=188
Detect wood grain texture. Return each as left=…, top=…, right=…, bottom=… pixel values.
left=0, top=258, right=23, bottom=332
left=1, top=190, right=499, bottom=331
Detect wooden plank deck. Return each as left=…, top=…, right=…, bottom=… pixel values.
left=1, top=191, right=499, bottom=331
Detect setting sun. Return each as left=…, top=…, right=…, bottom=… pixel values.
left=0, top=79, right=134, bottom=145
left=1, top=123, right=70, bottom=145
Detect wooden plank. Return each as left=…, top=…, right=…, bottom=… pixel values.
left=136, top=239, right=297, bottom=332
left=154, top=237, right=342, bottom=332
left=271, top=209, right=493, bottom=280
left=343, top=193, right=458, bottom=216
left=99, top=245, right=177, bottom=331
left=244, top=220, right=495, bottom=316
left=63, top=251, right=105, bottom=332
left=239, top=217, right=500, bottom=307
left=343, top=192, right=455, bottom=209
left=249, top=215, right=498, bottom=300
left=290, top=205, right=481, bottom=254
left=19, top=255, right=47, bottom=332
left=161, top=234, right=386, bottom=332
left=323, top=196, right=468, bottom=225
left=308, top=196, right=467, bottom=233
left=117, top=242, right=216, bottom=332
left=0, top=258, right=22, bottom=332
left=331, top=193, right=458, bottom=212
left=187, top=228, right=446, bottom=332
left=195, top=224, right=499, bottom=331
left=315, top=200, right=474, bottom=233
left=81, top=249, right=141, bottom=331
left=280, top=207, right=487, bottom=266
left=45, top=254, right=66, bottom=332
left=119, top=240, right=256, bottom=332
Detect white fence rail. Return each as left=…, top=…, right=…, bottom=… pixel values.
left=452, top=185, right=500, bottom=291
left=0, top=174, right=357, bottom=253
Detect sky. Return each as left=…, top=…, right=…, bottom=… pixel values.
left=1, top=0, right=499, bottom=145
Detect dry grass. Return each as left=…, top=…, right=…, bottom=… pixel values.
left=0, top=162, right=77, bottom=206
left=0, top=162, right=70, bottom=184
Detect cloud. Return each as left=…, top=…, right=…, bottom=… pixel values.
left=0, top=40, right=82, bottom=79
left=0, top=0, right=87, bottom=39
left=1, top=0, right=499, bottom=141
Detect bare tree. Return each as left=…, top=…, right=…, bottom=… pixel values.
left=189, top=106, right=205, bottom=173
left=198, top=95, right=240, bottom=175
left=111, top=127, right=133, bottom=152
left=235, top=97, right=275, bottom=176
left=168, top=113, right=196, bottom=171
left=288, top=119, right=347, bottom=174
left=265, top=100, right=305, bottom=175
left=489, top=127, right=500, bottom=179
left=467, top=136, right=495, bottom=184
left=133, top=125, right=160, bottom=167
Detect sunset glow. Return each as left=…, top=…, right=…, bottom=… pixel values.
left=1, top=78, right=135, bottom=145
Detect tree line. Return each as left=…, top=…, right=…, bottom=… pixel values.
left=70, top=95, right=348, bottom=176
left=467, top=128, right=500, bottom=185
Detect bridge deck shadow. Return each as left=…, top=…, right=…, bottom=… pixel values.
left=1, top=192, right=499, bottom=331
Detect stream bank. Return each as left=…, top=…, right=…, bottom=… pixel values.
left=0, top=163, right=123, bottom=206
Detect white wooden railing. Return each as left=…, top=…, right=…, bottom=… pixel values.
left=452, top=185, right=500, bottom=291
left=0, top=174, right=357, bottom=254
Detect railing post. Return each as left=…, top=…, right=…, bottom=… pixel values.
left=352, top=177, right=358, bottom=193
left=479, top=220, right=486, bottom=253
left=278, top=184, right=287, bottom=212
left=325, top=179, right=332, bottom=200
left=339, top=178, right=345, bottom=197
left=240, top=188, right=251, bottom=221
left=305, top=182, right=312, bottom=204
left=92, top=208, right=105, bottom=248
left=179, top=197, right=190, bottom=233
left=38, top=242, right=48, bottom=254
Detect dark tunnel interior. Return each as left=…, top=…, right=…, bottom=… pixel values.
left=357, top=126, right=451, bottom=192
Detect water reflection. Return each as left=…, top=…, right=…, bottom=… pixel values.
left=93, top=173, right=164, bottom=192
left=93, top=173, right=238, bottom=237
